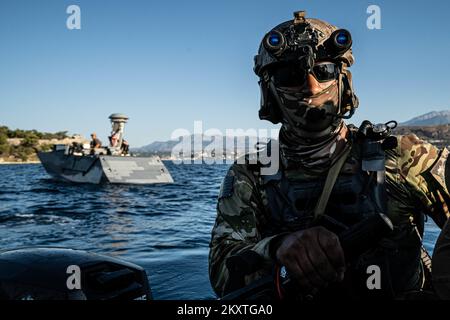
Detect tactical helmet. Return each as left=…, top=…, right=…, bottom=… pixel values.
left=254, top=11, right=359, bottom=125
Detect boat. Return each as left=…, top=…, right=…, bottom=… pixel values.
left=37, top=113, right=173, bottom=184
left=0, top=247, right=152, bottom=300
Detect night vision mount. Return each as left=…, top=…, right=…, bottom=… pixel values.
left=261, top=11, right=353, bottom=68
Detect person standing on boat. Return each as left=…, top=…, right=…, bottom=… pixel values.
left=209, top=11, right=450, bottom=300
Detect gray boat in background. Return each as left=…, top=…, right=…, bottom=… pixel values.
left=37, top=114, right=173, bottom=184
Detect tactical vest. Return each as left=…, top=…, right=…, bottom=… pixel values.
left=255, top=133, right=424, bottom=299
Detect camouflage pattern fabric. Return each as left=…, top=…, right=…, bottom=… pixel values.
left=209, top=133, right=450, bottom=297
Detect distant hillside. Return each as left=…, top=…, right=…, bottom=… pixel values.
left=0, top=125, right=85, bottom=164
left=400, top=110, right=450, bottom=126
left=137, top=139, right=180, bottom=154
left=133, top=134, right=264, bottom=158
left=136, top=122, right=450, bottom=158
left=393, top=124, right=450, bottom=148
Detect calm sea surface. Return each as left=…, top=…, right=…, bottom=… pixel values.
left=0, top=162, right=440, bottom=299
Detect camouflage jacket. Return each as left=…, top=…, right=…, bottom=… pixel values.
left=209, top=133, right=450, bottom=298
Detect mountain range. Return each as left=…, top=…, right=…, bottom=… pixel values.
left=133, top=110, right=450, bottom=154
left=399, top=110, right=450, bottom=126
left=133, top=134, right=266, bottom=156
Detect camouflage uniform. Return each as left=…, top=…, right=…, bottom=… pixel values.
left=209, top=133, right=450, bottom=298
left=209, top=11, right=449, bottom=299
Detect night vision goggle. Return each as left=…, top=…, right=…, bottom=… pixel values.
left=263, top=28, right=353, bottom=60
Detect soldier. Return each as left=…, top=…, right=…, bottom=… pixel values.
left=209, top=11, right=450, bottom=299
left=90, top=133, right=102, bottom=149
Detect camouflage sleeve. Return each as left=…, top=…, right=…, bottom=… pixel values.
left=208, top=164, right=282, bottom=297
left=386, top=134, right=450, bottom=228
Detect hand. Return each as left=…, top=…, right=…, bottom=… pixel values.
left=275, top=226, right=346, bottom=292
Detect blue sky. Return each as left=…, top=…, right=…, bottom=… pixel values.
left=1, top=0, right=449, bottom=147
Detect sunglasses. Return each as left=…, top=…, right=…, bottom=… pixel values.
left=270, top=62, right=339, bottom=87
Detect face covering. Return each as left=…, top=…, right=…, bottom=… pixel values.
left=279, top=120, right=349, bottom=173
left=272, top=79, right=349, bottom=172
left=276, top=81, right=340, bottom=136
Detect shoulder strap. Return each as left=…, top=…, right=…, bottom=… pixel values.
left=314, top=146, right=352, bottom=219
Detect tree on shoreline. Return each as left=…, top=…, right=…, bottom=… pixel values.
left=0, top=125, right=69, bottom=161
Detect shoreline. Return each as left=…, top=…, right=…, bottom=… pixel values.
left=0, top=161, right=40, bottom=165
